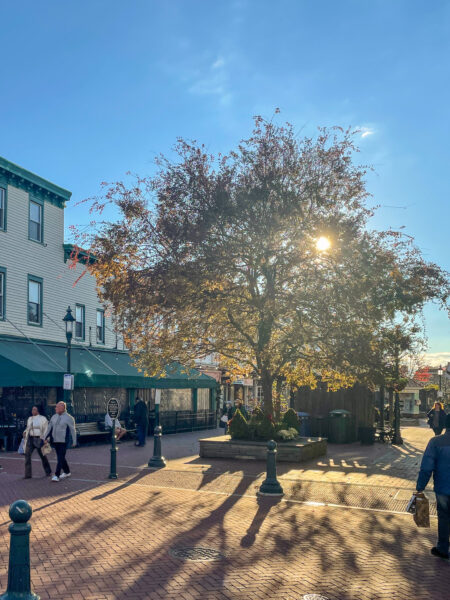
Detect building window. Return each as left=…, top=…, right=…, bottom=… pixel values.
left=0, top=268, right=5, bottom=319
left=75, top=304, right=85, bottom=340
left=29, top=199, right=43, bottom=242
left=96, top=309, right=105, bottom=343
left=28, top=276, right=43, bottom=326
left=0, top=187, right=6, bottom=231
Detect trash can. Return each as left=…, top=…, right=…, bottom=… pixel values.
left=359, top=426, right=376, bottom=445
left=296, top=412, right=310, bottom=436
left=328, top=409, right=353, bottom=443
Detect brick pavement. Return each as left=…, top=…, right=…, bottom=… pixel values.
left=0, top=424, right=448, bottom=600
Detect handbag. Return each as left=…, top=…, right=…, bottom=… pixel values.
left=18, top=439, right=25, bottom=455
left=412, top=493, right=430, bottom=528
left=41, top=443, right=52, bottom=456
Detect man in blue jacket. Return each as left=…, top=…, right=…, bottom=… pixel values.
left=416, top=413, right=450, bottom=559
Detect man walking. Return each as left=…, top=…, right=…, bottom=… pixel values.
left=416, top=413, right=450, bottom=559
left=133, top=396, right=148, bottom=447
left=45, top=401, right=77, bottom=482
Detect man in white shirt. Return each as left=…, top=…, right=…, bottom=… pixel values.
left=105, top=412, right=127, bottom=442
left=23, top=405, right=51, bottom=478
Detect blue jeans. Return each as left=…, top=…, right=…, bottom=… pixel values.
left=137, top=423, right=147, bottom=446
left=436, top=494, right=450, bottom=555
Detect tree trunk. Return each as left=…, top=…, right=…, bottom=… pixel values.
left=261, top=370, right=274, bottom=415
left=273, top=378, right=283, bottom=421
left=388, top=388, right=394, bottom=425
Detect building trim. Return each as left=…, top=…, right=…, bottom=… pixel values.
left=63, top=243, right=97, bottom=265
left=0, top=156, right=71, bottom=208
left=0, top=266, right=6, bottom=320
left=0, top=179, right=7, bottom=231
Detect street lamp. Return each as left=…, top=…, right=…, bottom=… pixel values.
left=63, top=306, right=75, bottom=414
left=438, top=366, right=443, bottom=400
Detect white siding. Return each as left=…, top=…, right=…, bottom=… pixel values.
left=0, top=182, right=119, bottom=348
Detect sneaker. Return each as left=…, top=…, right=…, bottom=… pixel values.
left=59, top=472, right=71, bottom=479
left=431, top=547, right=449, bottom=559
left=51, top=475, right=60, bottom=482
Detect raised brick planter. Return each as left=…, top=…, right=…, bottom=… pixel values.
left=199, top=435, right=327, bottom=462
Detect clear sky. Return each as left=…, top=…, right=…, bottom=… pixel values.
left=0, top=0, right=449, bottom=361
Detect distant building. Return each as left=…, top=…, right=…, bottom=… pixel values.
left=0, top=156, right=217, bottom=448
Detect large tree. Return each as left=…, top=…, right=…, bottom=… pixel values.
left=80, top=117, right=449, bottom=414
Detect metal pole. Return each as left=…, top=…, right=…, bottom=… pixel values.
left=379, top=384, right=385, bottom=430
left=148, top=425, right=166, bottom=469
left=0, top=500, right=39, bottom=600
left=108, top=425, right=118, bottom=479
left=65, top=337, right=73, bottom=415
left=259, top=440, right=284, bottom=496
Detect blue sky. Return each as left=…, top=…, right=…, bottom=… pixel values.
left=0, top=0, right=449, bottom=360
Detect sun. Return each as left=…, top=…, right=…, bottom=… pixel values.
left=316, top=236, right=331, bottom=251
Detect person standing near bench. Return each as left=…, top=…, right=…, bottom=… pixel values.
left=134, top=396, right=148, bottom=447
left=105, top=412, right=127, bottom=443
left=23, top=405, right=51, bottom=479
left=45, top=401, right=77, bottom=482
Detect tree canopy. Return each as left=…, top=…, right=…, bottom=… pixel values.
left=80, top=117, right=449, bottom=414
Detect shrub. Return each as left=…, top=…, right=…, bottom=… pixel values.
left=276, top=427, right=298, bottom=442
left=282, top=408, right=301, bottom=432
left=256, top=414, right=276, bottom=440
left=228, top=409, right=249, bottom=440
left=251, top=406, right=264, bottom=421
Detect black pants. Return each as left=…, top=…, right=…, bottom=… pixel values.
left=25, top=437, right=51, bottom=477
left=54, top=442, right=70, bottom=477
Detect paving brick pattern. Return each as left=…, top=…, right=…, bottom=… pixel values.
left=0, top=425, right=448, bottom=600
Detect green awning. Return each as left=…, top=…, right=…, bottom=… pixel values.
left=0, top=336, right=217, bottom=389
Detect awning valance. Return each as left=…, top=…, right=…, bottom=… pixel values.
left=0, top=336, right=217, bottom=389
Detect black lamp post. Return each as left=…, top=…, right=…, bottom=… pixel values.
left=438, top=366, right=443, bottom=402
left=391, top=357, right=403, bottom=446
left=63, top=306, right=75, bottom=414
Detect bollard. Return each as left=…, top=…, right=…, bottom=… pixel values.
left=108, top=426, right=118, bottom=479
left=258, top=440, right=284, bottom=496
left=0, top=500, right=39, bottom=600
left=147, top=425, right=166, bottom=469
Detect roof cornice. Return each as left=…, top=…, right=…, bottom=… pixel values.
left=0, top=156, right=71, bottom=208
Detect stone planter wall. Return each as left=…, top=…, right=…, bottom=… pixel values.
left=199, top=435, right=327, bottom=462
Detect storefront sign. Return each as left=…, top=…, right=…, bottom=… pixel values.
left=107, top=398, right=120, bottom=419
left=234, top=378, right=254, bottom=386
left=63, top=374, right=74, bottom=390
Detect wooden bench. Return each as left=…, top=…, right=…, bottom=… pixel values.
left=76, top=421, right=135, bottom=443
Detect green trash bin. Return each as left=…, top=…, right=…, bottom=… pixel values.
left=328, top=409, right=352, bottom=443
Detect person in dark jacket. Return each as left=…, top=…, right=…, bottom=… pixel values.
left=427, top=402, right=446, bottom=436
left=133, top=396, right=148, bottom=447
left=416, top=413, right=450, bottom=559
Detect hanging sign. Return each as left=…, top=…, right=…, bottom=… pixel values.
left=155, top=389, right=161, bottom=405
left=63, top=374, right=74, bottom=390
left=107, top=398, right=120, bottom=419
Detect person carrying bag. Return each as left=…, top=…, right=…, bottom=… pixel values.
left=416, top=413, right=450, bottom=559
left=23, top=405, right=52, bottom=479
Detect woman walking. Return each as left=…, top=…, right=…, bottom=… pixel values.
left=427, top=401, right=447, bottom=436
left=23, top=405, right=51, bottom=478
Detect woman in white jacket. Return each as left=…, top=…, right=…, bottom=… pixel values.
left=23, top=406, right=52, bottom=478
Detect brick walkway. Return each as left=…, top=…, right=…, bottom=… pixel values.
left=0, top=425, right=449, bottom=600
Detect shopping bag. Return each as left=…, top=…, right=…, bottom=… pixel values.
left=42, top=443, right=52, bottom=456
left=17, top=439, right=25, bottom=455
left=413, top=493, right=430, bottom=528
